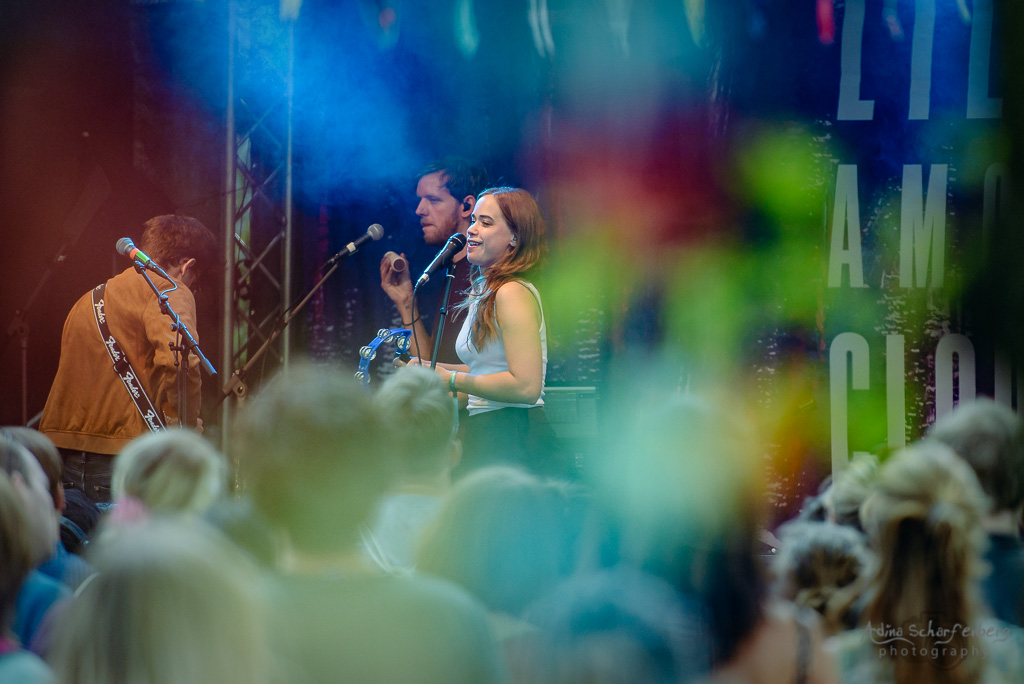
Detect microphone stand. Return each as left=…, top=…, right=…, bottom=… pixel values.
left=4, top=276, right=53, bottom=425
left=2, top=241, right=76, bottom=425
left=217, top=247, right=350, bottom=404
left=132, top=262, right=217, bottom=427
left=428, top=260, right=459, bottom=371
left=1, top=165, right=109, bottom=426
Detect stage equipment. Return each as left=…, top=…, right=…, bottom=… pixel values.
left=219, top=224, right=386, bottom=401
left=325, top=223, right=384, bottom=267
left=119, top=239, right=217, bottom=426
left=116, top=238, right=173, bottom=280
left=415, top=233, right=467, bottom=288
left=356, top=328, right=412, bottom=388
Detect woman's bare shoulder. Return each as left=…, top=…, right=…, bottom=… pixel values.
left=494, top=280, right=538, bottom=312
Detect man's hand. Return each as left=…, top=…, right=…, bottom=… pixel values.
left=380, top=253, right=413, bottom=307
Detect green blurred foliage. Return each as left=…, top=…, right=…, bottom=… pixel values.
left=734, top=124, right=825, bottom=227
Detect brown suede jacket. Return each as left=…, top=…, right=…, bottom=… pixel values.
left=40, top=267, right=202, bottom=454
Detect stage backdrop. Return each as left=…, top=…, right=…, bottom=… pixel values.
left=821, top=0, right=1008, bottom=467
left=1, top=1, right=1018, bottom=520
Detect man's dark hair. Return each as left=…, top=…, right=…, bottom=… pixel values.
left=418, top=156, right=489, bottom=204
left=138, top=215, right=219, bottom=286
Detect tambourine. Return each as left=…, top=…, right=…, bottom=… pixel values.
left=355, top=328, right=412, bottom=388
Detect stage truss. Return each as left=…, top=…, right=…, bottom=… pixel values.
left=220, top=0, right=297, bottom=449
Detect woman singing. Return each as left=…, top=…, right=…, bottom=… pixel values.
left=417, top=186, right=558, bottom=476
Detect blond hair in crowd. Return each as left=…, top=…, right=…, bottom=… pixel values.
left=49, top=518, right=270, bottom=684
left=112, top=429, right=227, bottom=515
left=772, top=521, right=872, bottom=636
left=373, top=365, right=459, bottom=476
left=0, top=468, right=35, bottom=631
left=859, top=442, right=989, bottom=683
left=232, top=363, right=392, bottom=554
left=927, top=398, right=1024, bottom=513
left=823, top=452, right=878, bottom=531
left=416, top=466, right=574, bottom=616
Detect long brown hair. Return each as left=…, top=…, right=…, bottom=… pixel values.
left=860, top=442, right=988, bottom=684
left=456, top=187, right=547, bottom=349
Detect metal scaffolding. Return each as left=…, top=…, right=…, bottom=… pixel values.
left=220, top=0, right=296, bottom=449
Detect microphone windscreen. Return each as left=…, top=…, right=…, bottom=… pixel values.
left=384, top=251, right=407, bottom=273
left=368, top=223, right=385, bottom=241
left=116, top=237, right=134, bottom=256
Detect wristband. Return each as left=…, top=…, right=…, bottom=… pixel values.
left=449, top=370, right=458, bottom=394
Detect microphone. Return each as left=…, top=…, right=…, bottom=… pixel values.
left=416, top=233, right=467, bottom=288
left=327, top=223, right=385, bottom=265
left=383, top=251, right=408, bottom=273
left=117, top=238, right=171, bottom=278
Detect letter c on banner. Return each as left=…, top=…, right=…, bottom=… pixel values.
left=830, top=333, right=870, bottom=474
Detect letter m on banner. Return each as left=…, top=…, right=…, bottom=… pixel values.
left=899, top=164, right=948, bottom=288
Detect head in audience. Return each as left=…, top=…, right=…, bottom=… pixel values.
left=203, top=495, right=278, bottom=569
left=772, top=521, right=871, bottom=635
left=0, top=469, right=36, bottom=637
left=796, top=480, right=831, bottom=524
left=112, top=429, right=227, bottom=516
left=0, top=435, right=58, bottom=565
left=821, top=452, right=878, bottom=532
left=49, top=518, right=268, bottom=684
left=520, top=566, right=712, bottom=683
left=590, top=393, right=765, bottom=666
left=417, top=466, right=577, bottom=617
left=373, top=365, right=460, bottom=484
left=233, top=363, right=392, bottom=557
left=927, top=398, right=1024, bottom=519
left=1, top=426, right=64, bottom=511
left=859, top=441, right=988, bottom=676
left=61, top=489, right=101, bottom=556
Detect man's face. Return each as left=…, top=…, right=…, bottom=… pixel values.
left=415, top=171, right=462, bottom=246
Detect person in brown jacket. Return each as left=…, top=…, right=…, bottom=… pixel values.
left=39, top=215, right=218, bottom=503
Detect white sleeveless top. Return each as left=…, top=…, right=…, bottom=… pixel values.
left=455, top=279, right=547, bottom=416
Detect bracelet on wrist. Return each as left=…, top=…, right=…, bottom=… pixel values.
left=449, top=370, right=458, bottom=394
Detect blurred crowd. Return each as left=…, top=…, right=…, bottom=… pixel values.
left=3, top=363, right=1024, bottom=683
